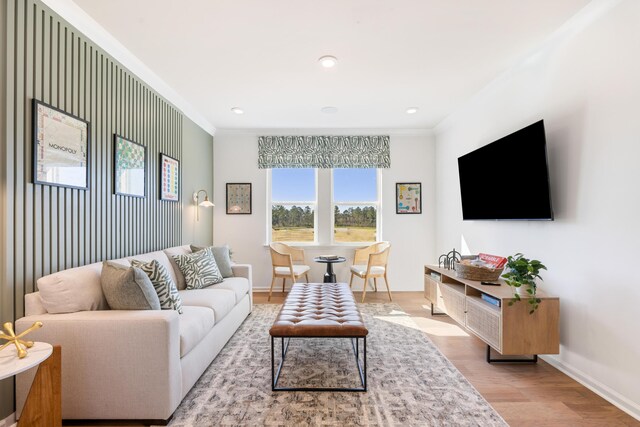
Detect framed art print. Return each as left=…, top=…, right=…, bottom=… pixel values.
left=160, top=153, right=180, bottom=201
left=114, top=134, right=146, bottom=198
left=32, top=99, right=90, bottom=189
left=226, top=183, right=252, bottom=214
left=396, top=182, right=422, bottom=214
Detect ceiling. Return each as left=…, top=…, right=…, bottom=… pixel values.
left=71, top=0, right=590, bottom=131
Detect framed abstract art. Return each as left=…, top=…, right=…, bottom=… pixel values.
left=160, top=153, right=180, bottom=201
left=396, top=182, right=422, bottom=214
left=226, top=183, right=252, bottom=214
left=114, top=134, right=146, bottom=198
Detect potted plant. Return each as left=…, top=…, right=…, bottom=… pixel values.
left=501, top=253, right=547, bottom=314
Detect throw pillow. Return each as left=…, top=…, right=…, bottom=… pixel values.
left=190, top=244, right=234, bottom=278
left=173, top=247, right=224, bottom=289
left=131, top=259, right=183, bottom=314
left=100, top=261, right=161, bottom=310
left=37, top=262, right=109, bottom=314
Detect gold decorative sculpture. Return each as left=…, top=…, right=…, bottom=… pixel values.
left=0, top=321, right=43, bottom=358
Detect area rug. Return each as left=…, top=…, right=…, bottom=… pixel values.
left=167, top=303, right=507, bottom=427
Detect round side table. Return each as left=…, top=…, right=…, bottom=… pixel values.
left=0, top=342, right=52, bottom=380
left=313, top=257, right=347, bottom=283
left=0, top=342, right=61, bottom=426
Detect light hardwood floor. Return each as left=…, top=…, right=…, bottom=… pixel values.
left=64, top=291, right=639, bottom=426
left=257, top=291, right=639, bottom=427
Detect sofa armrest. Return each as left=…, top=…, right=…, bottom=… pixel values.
left=231, top=263, right=253, bottom=306
left=15, top=310, right=182, bottom=421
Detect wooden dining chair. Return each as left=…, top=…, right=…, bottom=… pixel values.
left=349, top=241, right=391, bottom=303
left=268, top=242, right=311, bottom=301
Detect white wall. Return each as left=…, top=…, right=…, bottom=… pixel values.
left=434, top=0, right=640, bottom=418
left=213, top=130, right=436, bottom=292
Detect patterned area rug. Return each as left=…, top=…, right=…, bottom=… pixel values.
left=167, top=304, right=507, bottom=426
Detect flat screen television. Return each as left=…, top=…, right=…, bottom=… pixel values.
left=457, top=120, right=553, bottom=220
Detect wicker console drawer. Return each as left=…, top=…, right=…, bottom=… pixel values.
left=440, top=284, right=466, bottom=324
left=424, top=276, right=438, bottom=304
left=466, top=297, right=501, bottom=351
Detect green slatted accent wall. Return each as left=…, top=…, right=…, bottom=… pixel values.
left=0, top=0, right=186, bottom=417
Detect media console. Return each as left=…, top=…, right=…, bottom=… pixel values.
left=424, top=265, right=559, bottom=362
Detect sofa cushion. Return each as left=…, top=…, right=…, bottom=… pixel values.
left=127, top=251, right=179, bottom=290
left=100, top=262, right=161, bottom=310
left=190, top=245, right=234, bottom=278
left=178, top=288, right=236, bottom=323
left=178, top=306, right=214, bottom=357
left=207, top=277, right=249, bottom=304
left=37, top=262, right=109, bottom=314
left=131, top=259, right=183, bottom=314
left=163, top=246, right=192, bottom=290
left=173, top=248, right=223, bottom=290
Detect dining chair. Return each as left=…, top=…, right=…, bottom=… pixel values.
left=268, top=242, right=311, bottom=301
left=349, top=241, right=391, bottom=303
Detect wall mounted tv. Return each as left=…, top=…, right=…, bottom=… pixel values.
left=457, top=120, right=553, bottom=221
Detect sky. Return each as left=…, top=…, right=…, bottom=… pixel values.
left=272, top=168, right=377, bottom=202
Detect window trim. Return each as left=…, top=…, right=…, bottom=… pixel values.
left=266, top=168, right=382, bottom=246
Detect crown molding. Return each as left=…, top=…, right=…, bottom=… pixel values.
left=40, top=0, right=216, bottom=136
left=215, top=128, right=433, bottom=137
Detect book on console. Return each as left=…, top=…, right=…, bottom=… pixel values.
left=481, top=293, right=501, bottom=307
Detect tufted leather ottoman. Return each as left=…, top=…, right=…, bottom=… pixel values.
left=269, top=283, right=368, bottom=392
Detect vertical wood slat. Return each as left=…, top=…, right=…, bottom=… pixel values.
left=1, top=0, right=15, bottom=418
left=14, top=0, right=25, bottom=316
left=4, top=0, right=184, bottom=323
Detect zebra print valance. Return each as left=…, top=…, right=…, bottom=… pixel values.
left=258, top=135, right=390, bottom=169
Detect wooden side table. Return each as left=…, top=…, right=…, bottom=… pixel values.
left=0, top=342, right=61, bottom=427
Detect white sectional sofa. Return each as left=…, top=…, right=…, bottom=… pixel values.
left=15, top=245, right=252, bottom=423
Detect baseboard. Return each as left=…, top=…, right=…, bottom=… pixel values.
left=0, top=412, right=16, bottom=427
left=541, top=355, right=640, bottom=421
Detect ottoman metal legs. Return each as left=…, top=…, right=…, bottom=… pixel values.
left=271, top=336, right=367, bottom=392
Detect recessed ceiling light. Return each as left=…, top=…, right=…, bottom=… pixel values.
left=318, top=55, right=338, bottom=68
left=406, top=107, right=419, bottom=114
left=321, top=106, right=338, bottom=114
left=231, top=107, right=244, bottom=115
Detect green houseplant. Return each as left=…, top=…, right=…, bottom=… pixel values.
left=501, top=253, right=547, bottom=314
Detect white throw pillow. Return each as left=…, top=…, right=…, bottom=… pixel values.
left=37, top=262, right=110, bottom=313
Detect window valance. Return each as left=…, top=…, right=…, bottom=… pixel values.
left=258, top=135, right=390, bottom=169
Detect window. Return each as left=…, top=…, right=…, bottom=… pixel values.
left=270, top=168, right=316, bottom=242
left=268, top=168, right=380, bottom=244
left=332, top=168, right=379, bottom=243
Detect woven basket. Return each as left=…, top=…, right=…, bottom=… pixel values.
left=454, top=261, right=503, bottom=281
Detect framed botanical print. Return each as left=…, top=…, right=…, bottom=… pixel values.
left=32, top=99, right=90, bottom=189
left=226, top=183, right=252, bottom=214
left=160, top=153, right=180, bottom=201
left=114, top=134, right=146, bottom=198
left=396, top=182, right=422, bottom=214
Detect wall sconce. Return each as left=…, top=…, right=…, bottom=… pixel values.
left=193, top=189, right=214, bottom=221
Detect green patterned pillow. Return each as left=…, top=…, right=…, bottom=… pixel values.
left=190, top=244, right=234, bottom=278
left=173, top=247, right=223, bottom=290
left=131, top=259, right=183, bottom=314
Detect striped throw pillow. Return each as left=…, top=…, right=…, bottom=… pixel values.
left=131, top=259, right=183, bottom=314
left=173, top=247, right=223, bottom=289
